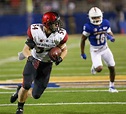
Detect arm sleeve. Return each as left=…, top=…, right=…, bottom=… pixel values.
left=27, top=26, right=33, bottom=39
left=104, top=19, right=112, bottom=33
left=82, top=24, right=90, bottom=37
left=25, top=26, right=36, bottom=49
left=60, top=33, right=68, bottom=44
left=107, top=27, right=112, bottom=33
left=25, top=38, right=36, bottom=49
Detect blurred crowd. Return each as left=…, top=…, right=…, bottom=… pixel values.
left=0, top=0, right=126, bottom=35
left=0, top=0, right=126, bottom=16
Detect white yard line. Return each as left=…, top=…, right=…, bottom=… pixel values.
left=0, top=102, right=126, bottom=106
left=0, top=89, right=126, bottom=94
left=0, top=56, right=18, bottom=65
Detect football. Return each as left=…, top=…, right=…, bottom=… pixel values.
left=49, top=47, right=62, bottom=61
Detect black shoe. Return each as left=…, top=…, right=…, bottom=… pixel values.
left=10, top=85, right=21, bottom=103
left=16, top=108, right=23, bottom=114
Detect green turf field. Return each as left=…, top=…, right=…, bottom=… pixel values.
left=0, top=34, right=125, bottom=80
left=0, top=34, right=126, bottom=114
left=0, top=88, right=126, bottom=114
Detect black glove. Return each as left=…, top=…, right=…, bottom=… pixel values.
left=55, top=56, right=63, bottom=65
left=28, top=56, right=40, bottom=69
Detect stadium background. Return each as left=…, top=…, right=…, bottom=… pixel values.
left=0, top=0, right=126, bottom=86
left=0, top=0, right=126, bottom=87
left=0, top=1, right=126, bottom=114
left=0, top=0, right=126, bottom=36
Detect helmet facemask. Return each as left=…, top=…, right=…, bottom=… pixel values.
left=90, top=16, right=102, bottom=25
left=47, top=17, right=62, bottom=33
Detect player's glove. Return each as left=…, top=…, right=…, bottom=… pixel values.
left=81, top=53, right=87, bottom=59
left=55, top=56, right=63, bottom=66
left=28, top=56, right=40, bottom=69
left=106, top=34, right=115, bottom=42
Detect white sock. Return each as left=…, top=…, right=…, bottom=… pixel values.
left=109, top=82, right=114, bottom=87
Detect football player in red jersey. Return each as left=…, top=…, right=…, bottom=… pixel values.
left=10, top=12, right=68, bottom=114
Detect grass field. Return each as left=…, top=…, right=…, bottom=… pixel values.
left=0, top=34, right=126, bottom=114
left=0, top=88, right=126, bottom=114
left=0, top=34, right=125, bottom=78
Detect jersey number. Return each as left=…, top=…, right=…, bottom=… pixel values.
left=96, top=34, right=105, bottom=44
left=32, top=24, right=39, bottom=29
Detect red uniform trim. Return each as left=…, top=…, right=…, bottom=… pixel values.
left=60, top=33, right=68, bottom=44
left=27, top=26, right=33, bottom=39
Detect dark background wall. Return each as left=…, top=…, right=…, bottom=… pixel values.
left=0, top=0, right=126, bottom=36
left=0, top=12, right=125, bottom=36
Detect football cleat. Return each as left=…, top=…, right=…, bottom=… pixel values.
left=109, top=87, right=118, bottom=93
left=10, top=85, right=21, bottom=103
left=91, top=65, right=96, bottom=75
left=16, top=108, right=23, bottom=114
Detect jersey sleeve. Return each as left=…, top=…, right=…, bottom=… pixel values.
left=25, top=25, right=36, bottom=49
left=82, top=24, right=90, bottom=37
left=104, top=19, right=110, bottom=26
left=27, top=26, right=33, bottom=40
left=104, top=19, right=112, bottom=33
left=60, top=33, right=68, bottom=44
left=58, top=29, right=68, bottom=44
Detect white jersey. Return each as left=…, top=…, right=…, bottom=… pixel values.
left=27, top=24, right=68, bottom=62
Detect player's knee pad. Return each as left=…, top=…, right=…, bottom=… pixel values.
left=32, top=86, right=46, bottom=99
left=32, top=94, right=41, bottom=99
left=23, top=84, right=31, bottom=90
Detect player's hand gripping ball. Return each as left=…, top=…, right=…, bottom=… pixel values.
left=49, top=47, right=62, bottom=62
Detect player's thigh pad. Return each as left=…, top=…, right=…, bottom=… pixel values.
left=102, top=48, right=115, bottom=66
left=91, top=51, right=103, bottom=68
left=23, top=61, right=36, bottom=90
left=32, top=62, right=52, bottom=99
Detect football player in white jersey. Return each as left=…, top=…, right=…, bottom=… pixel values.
left=10, top=12, right=68, bottom=114
left=80, top=7, right=118, bottom=93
